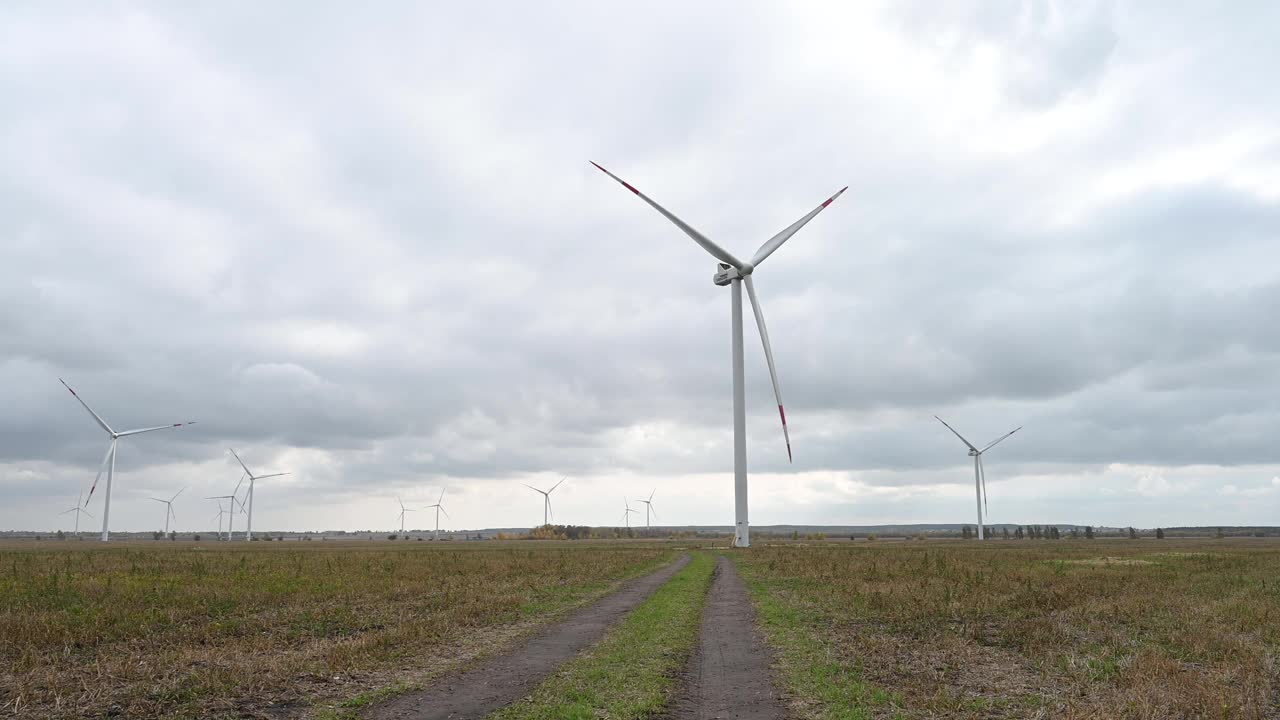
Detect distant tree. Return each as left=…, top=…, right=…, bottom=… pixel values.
left=1085, top=526, right=1095, bottom=540
left=1216, top=527, right=1226, bottom=539
left=193, top=534, right=201, bottom=541
left=961, top=526, right=972, bottom=540
left=1156, top=527, right=1165, bottom=539
left=1002, top=528, right=1010, bottom=540
left=168, top=531, right=176, bottom=541
left=153, top=530, right=163, bottom=540
left=56, top=530, right=66, bottom=541
left=1015, top=526, right=1024, bottom=539
left=1050, top=527, right=1060, bottom=540
left=278, top=535, right=284, bottom=542
left=792, top=530, right=800, bottom=540
left=1070, top=527, right=1079, bottom=539
left=387, top=533, right=398, bottom=540
left=1128, top=527, right=1138, bottom=540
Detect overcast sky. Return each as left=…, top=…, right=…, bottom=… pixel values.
left=3, top=1, right=1280, bottom=534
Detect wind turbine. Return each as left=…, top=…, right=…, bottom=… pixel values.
left=623, top=498, right=639, bottom=528
left=211, top=500, right=228, bottom=541
left=636, top=489, right=658, bottom=528
left=395, top=497, right=414, bottom=534
left=423, top=490, right=449, bottom=540
left=60, top=492, right=93, bottom=537
left=149, top=486, right=186, bottom=534
left=523, top=476, right=566, bottom=527
left=207, top=486, right=243, bottom=541
left=59, top=379, right=196, bottom=541
left=934, top=416, right=1022, bottom=540
left=228, top=449, right=288, bottom=541
left=592, top=163, right=846, bottom=547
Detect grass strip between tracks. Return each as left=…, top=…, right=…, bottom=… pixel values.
left=487, top=551, right=716, bottom=720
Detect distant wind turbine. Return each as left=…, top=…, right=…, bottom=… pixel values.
left=623, top=498, right=639, bottom=528
left=211, top=500, right=228, bottom=540
left=395, top=497, right=414, bottom=533
left=149, top=486, right=186, bottom=534
left=524, top=476, right=566, bottom=527
left=637, top=489, right=658, bottom=528
left=592, top=163, right=846, bottom=547
left=934, top=416, right=1022, bottom=540
left=423, top=490, right=449, bottom=540
left=207, top=484, right=243, bottom=541
left=228, top=449, right=289, bottom=541
left=59, top=379, right=196, bottom=542
left=60, top=492, right=93, bottom=537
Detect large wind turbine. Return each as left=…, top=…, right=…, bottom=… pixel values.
left=523, top=476, right=566, bottom=527
left=59, top=379, right=196, bottom=541
left=149, top=486, right=186, bottom=534
left=395, top=497, right=414, bottom=533
left=637, top=489, right=658, bottom=528
left=424, top=490, right=449, bottom=541
left=592, top=163, right=845, bottom=547
left=934, top=416, right=1022, bottom=540
left=60, top=492, right=93, bottom=537
left=228, top=449, right=288, bottom=541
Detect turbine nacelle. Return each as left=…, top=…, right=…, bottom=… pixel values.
left=713, top=262, right=755, bottom=285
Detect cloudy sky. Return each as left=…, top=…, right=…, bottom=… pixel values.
left=3, top=1, right=1279, bottom=534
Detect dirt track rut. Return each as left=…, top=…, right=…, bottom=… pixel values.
left=668, top=555, right=785, bottom=719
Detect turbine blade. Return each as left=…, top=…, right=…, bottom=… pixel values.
left=150, top=498, right=166, bottom=504
left=749, top=186, right=849, bottom=268
left=522, top=483, right=545, bottom=495
left=649, top=504, right=658, bottom=520
left=171, top=486, right=186, bottom=502
left=980, top=426, right=1022, bottom=453
left=590, top=161, right=745, bottom=270
left=233, top=475, right=245, bottom=498
left=648, top=488, right=656, bottom=502
left=169, top=506, right=177, bottom=523
left=228, top=448, right=254, bottom=477
left=59, top=379, right=114, bottom=435
left=439, top=506, right=450, bottom=520
left=82, top=509, right=94, bottom=518
left=254, top=472, right=288, bottom=480
left=550, top=475, right=567, bottom=493
left=979, top=455, right=988, bottom=515
left=117, top=422, right=195, bottom=437
left=933, top=416, right=978, bottom=452
left=60, top=507, right=76, bottom=515
left=744, top=275, right=792, bottom=462
left=438, top=489, right=445, bottom=504
left=87, top=440, right=115, bottom=502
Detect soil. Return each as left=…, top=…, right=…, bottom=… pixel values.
left=667, top=555, right=785, bottom=720
left=363, top=553, right=691, bottom=720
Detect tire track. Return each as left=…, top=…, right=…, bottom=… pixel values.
left=668, top=555, right=784, bottom=719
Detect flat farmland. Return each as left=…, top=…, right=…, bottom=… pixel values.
left=0, top=540, right=673, bottom=719
left=739, top=539, right=1280, bottom=719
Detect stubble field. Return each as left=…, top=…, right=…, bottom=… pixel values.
left=738, top=538, right=1280, bottom=719
left=0, top=540, right=672, bottom=719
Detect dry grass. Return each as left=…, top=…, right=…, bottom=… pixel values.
left=739, top=538, right=1280, bottom=719
left=0, top=540, right=671, bottom=719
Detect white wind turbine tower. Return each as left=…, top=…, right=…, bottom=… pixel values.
left=523, top=476, right=566, bottom=527
left=395, top=497, right=414, bottom=534
left=60, top=492, right=93, bottom=537
left=59, top=379, right=196, bottom=541
left=149, top=486, right=186, bottom=534
left=228, top=449, right=289, bottom=541
left=636, top=489, right=658, bottom=528
left=934, top=416, right=1022, bottom=540
left=592, top=163, right=846, bottom=547
left=623, top=498, right=639, bottom=528
left=423, top=490, right=449, bottom=540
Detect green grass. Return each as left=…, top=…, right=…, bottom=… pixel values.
left=488, top=551, right=716, bottom=720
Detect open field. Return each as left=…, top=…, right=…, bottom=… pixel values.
left=739, top=538, right=1280, bottom=719
left=0, top=540, right=673, bottom=719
